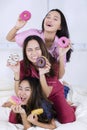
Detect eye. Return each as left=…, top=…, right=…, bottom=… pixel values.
left=46, top=16, right=51, bottom=19
left=35, top=47, right=40, bottom=50
left=25, top=87, right=31, bottom=91
left=54, top=18, right=58, bottom=21
left=27, top=48, right=33, bottom=52
left=18, top=87, right=22, bottom=90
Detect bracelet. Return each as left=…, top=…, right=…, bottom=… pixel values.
left=14, top=77, right=20, bottom=81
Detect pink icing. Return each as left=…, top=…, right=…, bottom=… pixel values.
left=11, top=96, right=22, bottom=104
left=20, top=10, right=31, bottom=21
left=58, top=36, right=69, bottom=48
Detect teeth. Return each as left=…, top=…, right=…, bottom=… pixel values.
left=21, top=97, right=26, bottom=101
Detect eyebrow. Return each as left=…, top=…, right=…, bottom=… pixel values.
left=19, top=86, right=31, bottom=89
left=47, top=14, right=59, bottom=19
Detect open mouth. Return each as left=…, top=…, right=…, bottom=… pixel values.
left=46, top=22, right=53, bottom=27
left=47, top=24, right=52, bottom=27
left=20, top=97, right=27, bottom=102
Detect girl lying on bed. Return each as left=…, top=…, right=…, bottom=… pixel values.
left=2, top=77, right=57, bottom=130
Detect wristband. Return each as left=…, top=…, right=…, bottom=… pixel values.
left=14, top=77, right=20, bottom=81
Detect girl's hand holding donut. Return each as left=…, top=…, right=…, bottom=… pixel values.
left=15, top=17, right=27, bottom=30
left=11, top=105, right=26, bottom=114
left=7, top=53, right=20, bottom=73
left=58, top=39, right=72, bottom=58
left=19, top=10, right=31, bottom=21
left=36, top=56, right=46, bottom=68
left=7, top=60, right=20, bottom=73
left=38, top=57, right=51, bottom=76
left=58, top=37, right=70, bottom=48
left=15, top=10, right=31, bottom=30
left=27, top=114, right=38, bottom=125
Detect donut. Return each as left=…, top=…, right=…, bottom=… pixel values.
left=31, top=108, right=43, bottom=115
left=36, top=56, right=46, bottom=68
left=9, top=96, right=22, bottom=105
left=7, top=53, right=19, bottom=65
left=58, top=36, right=69, bottom=48
left=20, top=10, right=31, bottom=21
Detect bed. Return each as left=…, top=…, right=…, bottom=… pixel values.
left=0, top=44, right=87, bottom=130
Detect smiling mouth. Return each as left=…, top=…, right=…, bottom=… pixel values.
left=47, top=24, right=52, bottom=27
left=20, top=97, right=26, bottom=102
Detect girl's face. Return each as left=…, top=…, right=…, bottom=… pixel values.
left=44, top=11, right=61, bottom=32
left=26, top=39, right=42, bottom=64
left=17, top=80, right=32, bottom=105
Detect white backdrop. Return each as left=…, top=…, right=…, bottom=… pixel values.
left=0, top=0, right=48, bottom=43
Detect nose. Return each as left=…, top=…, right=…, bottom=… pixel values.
left=19, top=90, right=26, bottom=96
left=31, top=49, right=37, bottom=56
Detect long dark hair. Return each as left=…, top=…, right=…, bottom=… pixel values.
left=16, top=77, right=56, bottom=124
left=23, top=35, right=56, bottom=76
left=42, top=9, right=73, bottom=62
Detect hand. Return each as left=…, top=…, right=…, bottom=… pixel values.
left=39, top=58, right=51, bottom=76
left=58, top=40, right=72, bottom=57
left=2, top=101, right=13, bottom=108
left=7, top=61, right=20, bottom=73
left=15, top=16, right=28, bottom=29
left=27, top=114, right=38, bottom=125
left=11, top=105, right=25, bottom=114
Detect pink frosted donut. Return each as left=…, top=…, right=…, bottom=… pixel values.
left=58, top=36, right=69, bottom=48
left=9, top=96, right=22, bottom=105
left=20, top=10, right=31, bottom=21
left=36, top=56, right=46, bottom=68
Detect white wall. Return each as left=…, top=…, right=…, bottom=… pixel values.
left=63, top=50, right=87, bottom=88
left=0, top=0, right=48, bottom=43
left=0, top=0, right=87, bottom=89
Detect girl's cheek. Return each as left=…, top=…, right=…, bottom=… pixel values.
left=26, top=93, right=31, bottom=99
left=17, top=91, right=21, bottom=96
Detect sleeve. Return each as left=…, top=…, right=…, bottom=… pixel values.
left=52, top=61, right=59, bottom=78
left=20, top=61, right=31, bottom=80
left=15, top=29, right=40, bottom=47
left=9, top=111, right=17, bottom=124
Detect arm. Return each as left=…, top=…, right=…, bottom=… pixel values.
left=6, top=26, right=19, bottom=42
left=7, top=61, right=20, bottom=95
left=58, top=55, right=65, bottom=79
left=39, top=60, right=52, bottom=97
left=58, top=43, right=71, bottom=79
left=27, top=114, right=56, bottom=129
left=14, top=72, right=20, bottom=95
left=6, top=17, right=27, bottom=42
left=21, top=112, right=31, bottom=130
left=11, top=105, right=31, bottom=130
left=2, top=62, right=20, bottom=107
left=39, top=73, right=52, bottom=97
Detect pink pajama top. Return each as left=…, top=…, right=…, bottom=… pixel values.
left=19, top=60, right=76, bottom=123
left=15, top=29, right=61, bottom=60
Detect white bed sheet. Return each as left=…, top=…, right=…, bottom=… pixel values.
left=0, top=86, right=87, bottom=130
